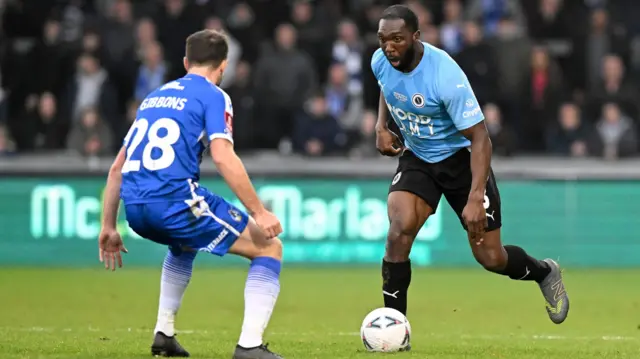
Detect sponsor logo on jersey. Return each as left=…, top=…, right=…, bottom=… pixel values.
left=465, top=99, right=474, bottom=107
left=463, top=107, right=481, bottom=118
left=228, top=208, right=242, bottom=222
left=386, top=104, right=432, bottom=125
left=394, top=92, right=407, bottom=102
left=411, top=93, right=425, bottom=108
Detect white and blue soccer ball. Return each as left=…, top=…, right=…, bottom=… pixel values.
left=360, top=307, right=411, bottom=352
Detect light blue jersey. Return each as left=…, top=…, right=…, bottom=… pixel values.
left=120, top=73, right=248, bottom=256
left=371, top=42, right=485, bottom=163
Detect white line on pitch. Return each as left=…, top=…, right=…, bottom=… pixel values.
left=1, top=327, right=636, bottom=341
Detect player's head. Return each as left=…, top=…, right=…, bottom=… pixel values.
left=378, top=5, right=420, bottom=71
left=183, top=29, right=229, bottom=85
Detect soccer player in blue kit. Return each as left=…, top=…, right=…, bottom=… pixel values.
left=372, top=5, right=570, bottom=334
left=97, top=30, right=284, bottom=359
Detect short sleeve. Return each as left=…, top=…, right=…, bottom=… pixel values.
left=204, top=88, right=234, bottom=143
left=437, top=56, right=484, bottom=131
left=370, top=48, right=385, bottom=82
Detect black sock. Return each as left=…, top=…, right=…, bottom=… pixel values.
left=382, top=259, right=412, bottom=315
left=501, top=245, right=551, bottom=283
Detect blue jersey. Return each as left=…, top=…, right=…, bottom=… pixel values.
left=371, top=42, right=485, bottom=163
left=120, top=73, right=233, bottom=204
left=120, top=73, right=249, bottom=257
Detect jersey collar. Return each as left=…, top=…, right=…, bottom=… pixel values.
left=184, top=73, right=210, bottom=83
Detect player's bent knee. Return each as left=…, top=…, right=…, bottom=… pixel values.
left=474, top=248, right=507, bottom=272
left=258, top=237, right=283, bottom=261
left=232, top=235, right=283, bottom=262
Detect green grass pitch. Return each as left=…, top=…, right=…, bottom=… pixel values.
left=0, top=267, right=638, bottom=358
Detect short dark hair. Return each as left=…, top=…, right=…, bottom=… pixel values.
left=381, top=5, right=419, bottom=33
left=185, top=29, right=228, bottom=68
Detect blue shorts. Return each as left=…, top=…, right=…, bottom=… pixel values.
left=124, top=186, right=249, bottom=256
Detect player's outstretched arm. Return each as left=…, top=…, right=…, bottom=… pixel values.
left=460, top=122, right=492, bottom=201
left=209, top=139, right=264, bottom=215
left=98, top=146, right=128, bottom=270
left=438, top=56, right=492, bottom=237
left=103, top=146, right=126, bottom=229
left=459, top=122, right=492, bottom=238
left=209, top=139, right=282, bottom=238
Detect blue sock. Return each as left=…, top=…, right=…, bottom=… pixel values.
left=155, top=250, right=197, bottom=336
left=238, top=257, right=282, bottom=348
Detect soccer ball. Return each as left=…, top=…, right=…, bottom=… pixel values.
left=360, top=307, right=411, bottom=352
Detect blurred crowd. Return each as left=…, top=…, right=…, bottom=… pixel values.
left=1, top=0, right=639, bottom=160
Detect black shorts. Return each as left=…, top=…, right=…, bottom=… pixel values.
left=388, top=149, right=502, bottom=232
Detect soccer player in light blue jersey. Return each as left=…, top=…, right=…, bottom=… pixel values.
left=97, top=30, right=284, bottom=359
left=372, top=5, right=569, bottom=334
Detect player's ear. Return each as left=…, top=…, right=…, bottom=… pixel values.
left=218, top=59, right=228, bottom=73
left=183, top=57, right=189, bottom=71
left=413, top=30, right=420, bottom=42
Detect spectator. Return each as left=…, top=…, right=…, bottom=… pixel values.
left=100, top=0, right=135, bottom=66
left=121, top=99, right=140, bottom=138
left=586, top=54, right=638, bottom=121
left=465, top=0, right=526, bottom=37
left=350, top=109, right=379, bottom=158
left=440, top=0, right=465, bottom=55
left=290, top=0, right=332, bottom=83
left=225, top=61, right=255, bottom=151
left=421, top=24, right=441, bottom=48
left=60, top=52, right=119, bottom=136
left=520, top=45, right=565, bottom=151
left=33, top=18, right=69, bottom=96
left=156, top=0, right=201, bottom=81
left=454, top=21, right=498, bottom=106
left=545, top=102, right=592, bottom=157
left=332, top=19, right=363, bottom=96
left=134, top=41, right=167, bottom=102
left=253, top=23, right=316, bottom=149
left=491, top=15, right=532, bottom=117
left=484, top=103, right=516, bottom=156
left=0, top=0, right=638, bottom=158
left=67, top=107, right=113, bottom=157
left=9, top=94, right=39, bottom=151
left=79, top=29, right=109, bottom=71
left=225, top=1, right=262, bottom=64
left=0, top=125, right=16, bottom=156
left=325, top=62, right=363, bottom=136
left=527, top=0, right=572, bottom=43
left=134, top=18, right=158, bottom=60
left=590, top=103, right=638, bottom=159
left=59, top=0, right=91, bottom=44
left=584, top=8, right=630, bottom=92
left=32, top=92, right=63, bottom=151
left=292, top=92, right=346, bottom=157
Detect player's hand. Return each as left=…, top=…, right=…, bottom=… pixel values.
left=253, top=210, right=283, bottom=239
left=98, top=228, right=128, bottom=271
left=462, top=199, right=488, bottom=245
left=375, top=126, right=404, bottom=156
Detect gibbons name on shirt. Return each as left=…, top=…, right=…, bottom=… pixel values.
left=139, top=96, right=188, bottom=111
